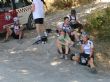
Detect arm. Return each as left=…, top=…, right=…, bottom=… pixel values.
left=80, top=45, right=84, bottom=53
left=31, top=3, right=35, bottom=12
left=90, top=46, right=94, bottom=58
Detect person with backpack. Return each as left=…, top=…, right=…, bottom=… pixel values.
left=67, top=9, right=83, bottom=29
left=31, top=0, right=47, bottom=44
left=79, top=34, right=97, bottom=73
left=67, top=9, right=83, bottom=44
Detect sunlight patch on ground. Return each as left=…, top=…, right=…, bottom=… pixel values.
left=96, top=0, right=110, bottom=3
left=24, top=47, right=38, bottom=52
left=97, top=79, right=103, bottom=81
left=70, top=80, right=79, bottom=82
left=2, top=60, right=10, bottom=63
left=10, top=51, right=16, bottom=54
left=50, top=60, right=62, bottom=66
left=19, top=69, right=29, bottom=75
left=0, top=75, right=5, bottom=80
left=59, top=68, right=70, bottom=72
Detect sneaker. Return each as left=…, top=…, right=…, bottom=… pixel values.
left=90, top=67, right=97, bottom=74
left=64, top=55, right=68, bottom=60
left=44, top=32, right=48, bottom=37
left=59, top=54, right=64, bottom=59
left=41, top=36, right=47, bottom=44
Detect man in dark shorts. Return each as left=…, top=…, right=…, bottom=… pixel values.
left=32, top=0, right=47, bottom=44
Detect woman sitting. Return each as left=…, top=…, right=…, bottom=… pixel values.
left=56, top=30, right=73, bottom=60
left=79, top=34, right=96, bottom=73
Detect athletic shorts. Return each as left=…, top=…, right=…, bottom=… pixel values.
left=80, top=53, right=94, bottom=60
left=34, top=18, right=44, bottom=24
left=11, top=31, right=19, bottom=39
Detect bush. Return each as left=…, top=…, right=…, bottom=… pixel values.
left=51, top=0, right=73, bottom=9
left=85, top=7, right=110, bottom=41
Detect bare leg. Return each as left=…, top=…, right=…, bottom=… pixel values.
left=36, top=24, right=46, bottom=36
left=65, top=42, right=69, bottom=55
left=71, top=31, right=79, bottom=42
left=56, top=40, right=63, bottom=54
left=19, top=25, right=24, bottom=40
left=19, top=31, right=23, bottom=40
left=5, top=27, right=12, bottom=41
left=88, top=58, right=95, bottom=68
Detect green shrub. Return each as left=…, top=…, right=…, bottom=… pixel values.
left=85, top=7, right=110, bottom=41
left=51, top=0, right=73, bottom=9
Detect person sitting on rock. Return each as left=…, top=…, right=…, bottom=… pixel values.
left=56, top=30, right=73, bottom=60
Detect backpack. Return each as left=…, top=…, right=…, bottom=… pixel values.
left=69, top=15, right=76, bottom=22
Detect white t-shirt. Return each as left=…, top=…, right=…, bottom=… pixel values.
left=32, top=0, right=44, bottom=19
left=82, top=40, right=94, bottom=54
left=57, top=22, right=71, bottom=32
left=67, top=14, right=76, bottom=24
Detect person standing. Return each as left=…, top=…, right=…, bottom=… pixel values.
left=32, top=0, right=47, bottom=44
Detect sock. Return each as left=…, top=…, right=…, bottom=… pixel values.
left=44, top=32, right=48, bottom=36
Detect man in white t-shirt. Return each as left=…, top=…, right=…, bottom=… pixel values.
left=32, top=0, right=47, bottom=44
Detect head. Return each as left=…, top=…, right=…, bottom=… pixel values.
left=13, top=17, right=19, bottom=25
left=64, top=17, right=70, bottom=25
left=82, top=34, right=89, bottom=43
left=60, top=30, right=66, bottom=35
left=71, top=9, right=76, bottom=16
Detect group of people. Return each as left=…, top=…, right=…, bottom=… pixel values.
left=2, top=0, right=96, bottom=73
left=56, top=9, right=96, bottom=73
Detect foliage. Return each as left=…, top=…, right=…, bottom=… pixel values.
left=85, top=7, right=110, bottom=41
left=51, top=0, right=73, bottom=9
left=51, top=0, right=96, bottom=9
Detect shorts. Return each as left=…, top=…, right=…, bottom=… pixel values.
left=80, top=53, right=94, bottom=60
left=70, top=23, right=83, bottom=30
left=34, top=18, right=44, bottom=24
left=11, top=31, right=19, bottom=39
